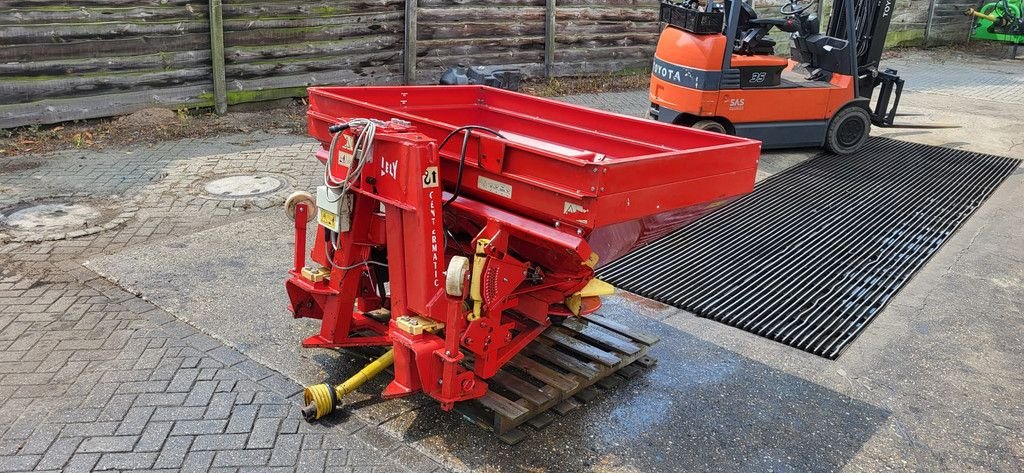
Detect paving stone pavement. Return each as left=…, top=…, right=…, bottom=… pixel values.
left=4, top=53, right=1019, bottom=471
left=0, top=132, right=443, bottom=472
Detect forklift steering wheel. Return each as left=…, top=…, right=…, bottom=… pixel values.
left=780, top=0, right=815, bottom=15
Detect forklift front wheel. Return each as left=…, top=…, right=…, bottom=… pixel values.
left=825, top=107, right=871, bottom=155
left=691, top=119, right=728, bottom=134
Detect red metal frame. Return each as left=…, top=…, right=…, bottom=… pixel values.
left=286, top=86, right=761, bottom=409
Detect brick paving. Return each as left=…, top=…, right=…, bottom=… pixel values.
left=3, top=55, right=1019, bottom=471
left=0, top=132, right=442, bottom=472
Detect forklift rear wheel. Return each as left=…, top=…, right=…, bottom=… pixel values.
left=825, top=107, right=871, bottom=155
left=692, top=120, right=728, bottom=134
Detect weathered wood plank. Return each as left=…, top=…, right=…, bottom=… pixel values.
left=209, top=0, right=227, bottom=114
left=0, top=6, right=204, bottom=25
left=477, top=391, right=530, bottom=421
left=3, top=68, right=213, bottom=104
left=221, top=0, right=402, bottom=18
left=545, top=0, right=555, bottom=77
left=222, top=12, right=402, bottom=31
left=404, top=0, right=417, bottom=83
left=560, top=318, right=642, bottom=355
left=0, top=51, right=209, bottom=78
left=418, top=36, right=546, bottom=56
left=416, top=55, right=545, bottom=75
left=418, top=22, right=545, bottom=40
left=4, top=0, right=198, bottom=7
left=559, top=0, right=658, bottom=4
left=523, top=343, right=601, bottom=379
left=0, top=34, right=209, bottom=63
left=1, top=21, right=210, bottom=46
left=418, top=7, right=546, bottom=22
left=556, top=6, right=657, bottom=21
left=0, top=84, right=213, bottom=129
left=419, top=0, right=544, bottom=6
left=225, top=36, right=402, bottom=63
left=491, top=371, right=553, bottom=406
left=225, top=52, right=401, bottom=79
left=224, top=66, right=403, bottom=104
left=555, top=46, right=654, bottom=63
left=224, top=23, right=402, bottom=47
left=558, top=20, right=661, bottom=35
left=583, top=313, right=661, bottom=346
left=542, top=328, right=621, bottom=366
left=555, top=33, right=661, bottom=48
left=508, top=355, right=579, bottom=393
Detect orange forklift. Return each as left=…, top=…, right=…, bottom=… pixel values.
left=649, top=0, right=904, bottom=154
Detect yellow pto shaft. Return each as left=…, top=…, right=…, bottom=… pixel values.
left=964, top=7, right=999, bottom=22
left=301, top=349, right=395, bottom=422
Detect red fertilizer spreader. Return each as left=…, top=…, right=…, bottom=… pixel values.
left=284, top=86, right=759, bottom=421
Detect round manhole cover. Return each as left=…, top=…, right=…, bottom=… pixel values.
left=0, top=198, right=136, bottom=242
left=203, top=175, right=284, bottom=199
left=2, top=202, right=102, bottom=231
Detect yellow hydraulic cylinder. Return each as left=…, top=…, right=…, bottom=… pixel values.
left=302, top=349, right=395, bottom=422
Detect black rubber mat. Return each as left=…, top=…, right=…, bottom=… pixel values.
left=599, top=138, right=1020, bottom=359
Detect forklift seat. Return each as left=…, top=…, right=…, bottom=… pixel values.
left=730, top=54, right=789, bottom=68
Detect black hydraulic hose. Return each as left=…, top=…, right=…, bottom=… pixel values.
left=435, top=125, right=505, bottom=209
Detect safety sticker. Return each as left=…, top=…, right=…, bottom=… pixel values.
left=423, top=166, right=439, bottom=188
left=563, top=202, right=587, bottom=214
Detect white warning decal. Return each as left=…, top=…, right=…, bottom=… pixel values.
left=563, top=202, right=587, bottom=214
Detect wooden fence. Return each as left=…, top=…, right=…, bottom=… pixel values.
left=0, top=0, right=659, bottom=128
left=0, top=0, right=976, bottom=128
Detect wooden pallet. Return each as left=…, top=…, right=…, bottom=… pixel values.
left=454, top=313, right=660, bottom=444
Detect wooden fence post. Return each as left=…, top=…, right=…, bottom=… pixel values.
left=208, top=0, right=227, bottom=114
left=545, top=0, right=556, bottom=78
left=404, top=0, right=418, bottom=84
left=923, top=0, right=937, bottom=45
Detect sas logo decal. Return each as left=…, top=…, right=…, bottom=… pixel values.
left=728, top=98, right=745, bottom=110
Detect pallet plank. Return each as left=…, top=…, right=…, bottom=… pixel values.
left=477, top=391, right=530, bottom=421
left=492, top=371, right=554, bottom=406
left=618, top=363, right=642, bottom=379
left=508, top=355, right=579, bottom=393
left=462, top=313, right=660, bottom=436
left=526, top=411, right=558, bottom=430
left=524, top=343, right=600, bottom=379
left=553, top=397, right=581, bottom=415
left=543, top=327, right=621, bottom=366
left=596, top=374, right=626, bottom=390
left=574, top=386, right=601, bottom=403
left=585, top=313, right=661, bottom=345
left=561, top=318, right=643, bottom=355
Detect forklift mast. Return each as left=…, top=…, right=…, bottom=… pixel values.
left=826, top=0, right=897, bottom=99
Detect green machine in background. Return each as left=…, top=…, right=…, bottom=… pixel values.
left=965, top=0, right=1024, bottom=44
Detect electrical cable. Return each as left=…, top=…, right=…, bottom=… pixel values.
left=322, top=118, right=378, bottom=266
